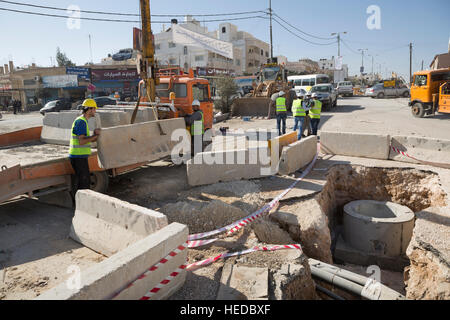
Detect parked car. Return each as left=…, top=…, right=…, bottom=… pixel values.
left=309, top=84, right=338, bottom=109
left=365, top=83, right=410, bottom=98
left=336, top=81, right=354, bottom=97
left=112, top=48, right=133, bottom=61
left=39, top=99, right=72, bottom=115
left=75, top=96, right=118, bottom=110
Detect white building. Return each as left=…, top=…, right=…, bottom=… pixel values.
left=217, top=23, right=270, bottom=75
left=318, top=57, right=335, bottom=70
left=154, top=16, right=243, bottom=75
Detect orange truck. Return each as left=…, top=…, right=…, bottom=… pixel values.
left=409, top=67, right=450, bottom=118
left=137, top=67, right=214, bottom=131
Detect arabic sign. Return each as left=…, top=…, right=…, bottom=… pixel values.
left=91, top=69, right=139, bottom=81
left=196, top=67, right=234, bottom=77
left=66, top=67, right=91, bottom=80
left=42, top=75, right=78, bottom=88
left=383, top=80, right=395, bottom=88
left=172, top=24, right=233, bottom=59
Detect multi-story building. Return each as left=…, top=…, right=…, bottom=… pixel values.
left=154, top=18, right=270, bottom=76
left=217, top=22, right=270, bottom=75
left=154, top=17, right=242, bottom=75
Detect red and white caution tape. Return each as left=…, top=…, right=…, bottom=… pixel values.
left=110, top=242, right=188, bottom=299
left=186, top=244, right=303, bottom=271
left=139, top=263, right=187, bottom=300
left=390, top=145, right=450, bottom=169
left=187, top=147, right=319, bottom=247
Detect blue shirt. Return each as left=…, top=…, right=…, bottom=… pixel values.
left=69, top=118, right=89, bottom=159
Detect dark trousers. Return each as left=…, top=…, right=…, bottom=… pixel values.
left=276, top=113, right=287, bottom=135
left=310, top=118, right=320, bottom=136
left=70, top=157, right=91, bottom=194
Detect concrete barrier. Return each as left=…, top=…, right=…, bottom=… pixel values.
left=278, top=136, right=317, bottom=175
left=70, top=190, right=168, bottom=257
left=41, top=112, right=96, bottom=145
left=389, top=135, right=450, bottom=164
left=320, top=131, right=390, bottom=160
left=37, top=222, right=188, bottom=300
left=186, top=147, right=273, bottom=186
left=96, top=118, right=186, bottom=170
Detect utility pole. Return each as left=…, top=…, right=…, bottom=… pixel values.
left=89, top=34, right=93, bottom=64
left=409, top=42, right=413, bottom=84
left=421, top=60, right=424, bottom=70
left=269, top=0, right=273, bottom=62
left=331, top=32, right=347, bottom=57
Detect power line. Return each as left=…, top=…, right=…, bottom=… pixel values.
left=0, top=6, right=268, bottom=23
left=272, top=12, right=336, bottom=40
left=0, top=0, right=266, bottom=17
left=272, top=17, right=337, bottom=46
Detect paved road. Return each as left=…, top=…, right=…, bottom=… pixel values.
left=217, top=96, right=450, bottom=140
left=0, top=112, right=43, bottom=134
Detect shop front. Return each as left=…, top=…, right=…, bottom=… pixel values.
left=91, top=68, right=139, bottom=100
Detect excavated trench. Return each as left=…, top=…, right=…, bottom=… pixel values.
left=316, top=165, right=447, bottom=256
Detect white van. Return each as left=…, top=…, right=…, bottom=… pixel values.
left=288, top=74, right=330, bottom=97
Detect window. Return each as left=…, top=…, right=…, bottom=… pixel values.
left=183, top=46, right=188, bottom=55
left=236, top=59, right=241, bottom=66
left=261, top=49, right=264, bottom=56
left=168, top=42, right=176, bottom=48
left=431, top=72, right=450, bottom=82
left=169, top=58, right=177, bottom=65
left=316, top=76, right=330, bottom=84
left=156, top=83, right=187, bottom=98
left=222, top=27, right=226, bottom=33
left=192, top=83, right=209, bottom=102
left=155, top=44, right=160, bottom=50
left=265, top=51, right=269, bottom=58
left=302, top=78, right=313, bottom=86
left=195, top=55, right=204, bottom=61
left=414, top=75, right=427, bottom=86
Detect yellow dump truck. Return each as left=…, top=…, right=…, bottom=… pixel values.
left=410, top=68, right=450, bottom=118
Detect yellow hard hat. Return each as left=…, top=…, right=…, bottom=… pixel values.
left=82, top=98, right=97, bottom=109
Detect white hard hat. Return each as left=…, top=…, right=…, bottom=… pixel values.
left=311, top=93, right=319, bottom=98
left=192, top=100, right=200, bottom=107
left=278, top=91, right=285, bottom=96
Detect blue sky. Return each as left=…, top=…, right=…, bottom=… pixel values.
left=0, top=0, right=449, bottom=80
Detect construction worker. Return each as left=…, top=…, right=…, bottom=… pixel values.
left=69, top=99, right=101, bottom=194
left=275, top=91, right=287, bottom=136
left=184, top=99, right=204, bottom=156
left=291, top=93, right=308, bottom=140
left=309, top=93, right=322, bottom=136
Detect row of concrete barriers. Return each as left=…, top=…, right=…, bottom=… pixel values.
left=319, top=131, right=450, bottom=165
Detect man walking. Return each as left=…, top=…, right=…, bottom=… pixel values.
left=275, top=91, right=287, bottom=136
left=69, top=99, right=100, bottom=194
left=309, top=93, right=322, bottom=136
left=292, top=93, right=308, bottom=140
left=184, top=99, right=204, bottom=156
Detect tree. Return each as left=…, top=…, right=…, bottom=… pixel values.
left=56, top=47, right=76, bottom=67
left=215, top=76, right=238, bottom=114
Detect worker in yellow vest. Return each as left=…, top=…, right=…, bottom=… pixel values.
left=69, top=99, right=101, bottom=194
left=275, top=91, right=287, bottom=136
left=184, top=100, right=204, bottom=156
left=309, top=93, right=322, bottom=136
left=291, top=93, right=309, bottom=140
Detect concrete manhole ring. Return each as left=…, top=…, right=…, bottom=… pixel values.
left=343, top=200, right=415, bottom=256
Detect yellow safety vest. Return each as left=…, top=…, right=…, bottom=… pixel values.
left=276, top=97, right=287, bottom=113
left=69, top=116, right=91, bottom=156
left=190, top=111, right=204, bottom=136
left=292, top=99, right=306, bottom=117
left=309, top=100, right=322, bottom=119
